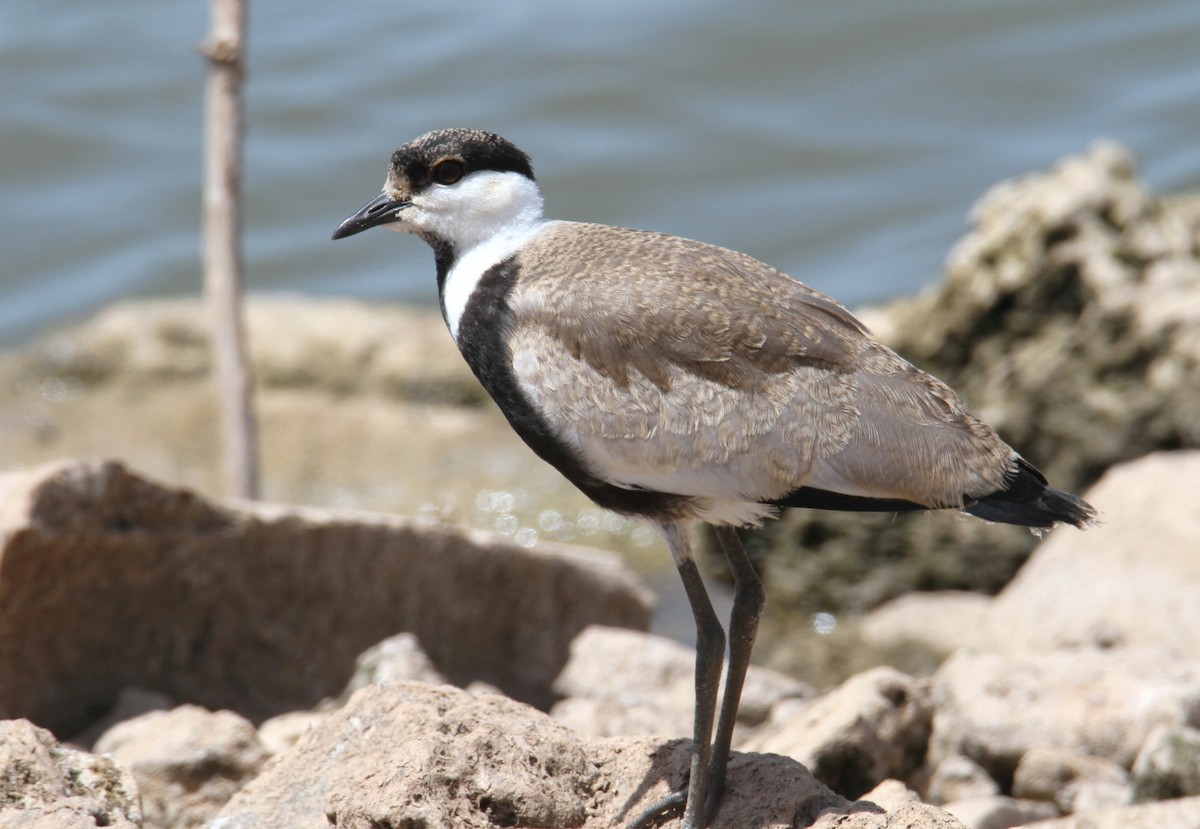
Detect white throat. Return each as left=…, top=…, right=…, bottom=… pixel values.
left=420, top=171, right=548, bottom=340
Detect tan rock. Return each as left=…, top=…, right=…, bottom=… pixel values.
left=549, top=625, right=812, bottom=742
left=812, top=801, right=970, bottom=829
left=215, top=681, right=857, bottom=829
left=0, top=718, right=140, bottom=828
left=94, top=704, right=266, bottom=829
left=68, top=686, right=173, bottom=751
left=742, top=666, right=932, bottom=798
left=860, top=591, right=992, bottom=658
left=256, top=710, right=327, bottom=757
left=859, top=779, right=922, bottom=810
left=986, top=451, right=1200, bottom=657
left=929, top=649, right=1200, bottom=779
left=941, top=795, right=1057, bottom=829
left=333, top=631, right=448, bottom=706
left=1019, top=796, right=1200, bottom=829
left=11, top=297, right=479, bottom=404
left=0, top=459, right=653, bottom=735
left=1011, top=746, right=1131, bottom=814
left=0, top=297, right=630, bottom=559
left=926, top=755, right=1001, bottom=805
left=551, top=694, right=690, bottom=742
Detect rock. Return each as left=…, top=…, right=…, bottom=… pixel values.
left=214, top=681, right=860, bottom=829
left=256, top=710, right=327, bottom=757
left=941, top=795, right=1058, bottom=829
left=0, top=296, right=640, bottom=562
left=550, top=692, right=689, bottom=743
left=875, top=142, right=1200, bottom=492
left=549, top=625, right=812, bottom=742
left=926, top=755, right=1001, bottom=805
left=549, top=625, right=694, bottom=739
left=11, top=297, right=481, bottom=405
left=1011, top=746, right=1131, bottom=814
left=94, top=705, right=266, bottom=829
left=813, top=802, right=969, bottom=829
left=0, top=459, right=653, bottom=736
left=986, top=451, right=1200, bottom=657
left=1018, top=796, right=1200, bottom=829
left=860, top=591, right=992, bottom=659
left=741, top=666, right=932, bottom=798
left=929, top=649, right=1200, bottom=781
left=333, top=631, right=448, bottom=705
left=68, top=686, right=174, bottom=751
left=860, top=778, right=922, bottom=810
left=0, top=718, right=141, bottom=829
left=1131, top=724, right=1200, bottom=802
left=748, top=142, right=1200, bottom=648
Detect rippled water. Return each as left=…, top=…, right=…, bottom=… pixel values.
left=3, top=0, right=1199, bottom=348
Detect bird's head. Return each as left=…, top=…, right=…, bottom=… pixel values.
left=332, top=128, right=542, bottom=253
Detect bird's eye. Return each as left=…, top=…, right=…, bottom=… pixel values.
left=432, top=159, right=465, bottom=185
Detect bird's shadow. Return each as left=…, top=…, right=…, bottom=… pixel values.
left=616, top=740, right=888, bottom=828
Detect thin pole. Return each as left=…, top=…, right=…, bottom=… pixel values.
left=200, top=0, right=259, bottom=499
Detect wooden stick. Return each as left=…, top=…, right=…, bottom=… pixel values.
left=200, top=0, right=259, bottom=499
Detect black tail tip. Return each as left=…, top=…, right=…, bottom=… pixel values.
left=964, top=485, right=1097, bottom=529
left=1040, top=486, right=1098, bottom=529
left=964, top=458, right=1098, bottom=530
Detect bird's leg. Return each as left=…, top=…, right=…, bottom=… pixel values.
left=627, top=521, right=726, bottom=829
left=702, top=526, right=766, bottom=823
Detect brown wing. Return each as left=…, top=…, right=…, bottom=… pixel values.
left=506, top=221, right=1014, bottom=509
left=510, top=222, right=871, bottom=390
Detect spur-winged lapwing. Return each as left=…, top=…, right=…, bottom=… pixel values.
left=333, top=128, right=1096, bottom=829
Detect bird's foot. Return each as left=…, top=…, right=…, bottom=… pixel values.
left=625, top=790, right=685, bottom=829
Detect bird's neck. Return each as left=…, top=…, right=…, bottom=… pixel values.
left=438, top=215, right=552, bottom=342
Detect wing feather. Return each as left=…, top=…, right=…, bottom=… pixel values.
left=511, top=223, right=869, bottom=390
left=505, top=222, right=1014, bottom=509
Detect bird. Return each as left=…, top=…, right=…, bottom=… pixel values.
left=333, top=128, right=1097, bottom=829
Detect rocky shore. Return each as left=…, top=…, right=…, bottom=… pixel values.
left=3, top=144, right=1200, bottom=827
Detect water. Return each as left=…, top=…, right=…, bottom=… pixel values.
left=3, top=0, right=1199, bottom=348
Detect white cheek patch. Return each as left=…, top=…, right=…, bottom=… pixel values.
left=410, top=171, right=544, bottom=250
left=402, top=168, right=548, bottom=341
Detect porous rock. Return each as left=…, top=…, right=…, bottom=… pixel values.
left=929, top=649, right=1200, bottom=781
left=0, top=459, right=653, bottom=735
left=750, top=142, right=1200, bottom=638
left=741, top=666, right=932, bottom=799
left=214, top=681, right=873, bottom=829
left=874, top=142, right=1200, bottom=492
left=0, top=718, right=140, bottom=829
left=93, top=705, right=267, bottom=829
